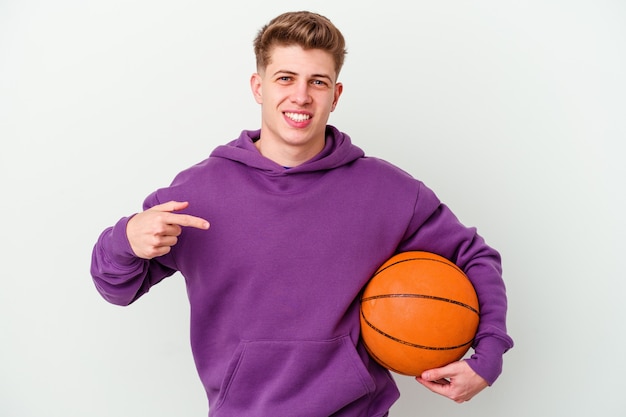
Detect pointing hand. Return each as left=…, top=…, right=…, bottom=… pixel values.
left=126, top=201, right=209, bottom=259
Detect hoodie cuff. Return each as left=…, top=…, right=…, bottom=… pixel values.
left=465, top=336, right=511, bottom=386
left=105, top=215, right=140, bottom=266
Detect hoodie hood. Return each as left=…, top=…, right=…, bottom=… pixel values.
left=210, top=125, right=365, bottom=175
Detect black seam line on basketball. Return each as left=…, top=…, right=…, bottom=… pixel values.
left=364, top=344, right=406, bottom=375
left=360, top=309, right=474, bottom=351
left=362, top=294, right=479, bottom=315
left=374, top=257, right=464, bottom=278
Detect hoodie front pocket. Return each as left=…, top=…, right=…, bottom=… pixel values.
left=212, top=335, right=376, bottom=417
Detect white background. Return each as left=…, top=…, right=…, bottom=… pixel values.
left=1, top=1, right=624, bottom=416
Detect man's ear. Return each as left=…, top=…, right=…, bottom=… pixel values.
left=250, top=73, right=263, bottom=104
left=331, top=82, right=343, bottom=112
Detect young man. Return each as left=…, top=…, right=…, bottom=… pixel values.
left=91, top=11, right=513, bottom=416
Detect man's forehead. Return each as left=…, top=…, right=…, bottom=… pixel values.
left=264, top=45, right=337, bottom=80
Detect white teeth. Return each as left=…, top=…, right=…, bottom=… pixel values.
left=285, top=112, right=310, bottom=122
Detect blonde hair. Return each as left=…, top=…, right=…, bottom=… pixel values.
left=253, top=11, right=347, bottom=76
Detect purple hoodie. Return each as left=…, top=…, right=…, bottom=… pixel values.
left=91, top=126, right=513, bottom=416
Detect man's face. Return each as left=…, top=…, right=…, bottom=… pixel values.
left=250, top=45, right=343, bottom=164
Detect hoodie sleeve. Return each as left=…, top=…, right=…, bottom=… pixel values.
left=398, top=182, right=514, bottom=385
left=90, top=192, right=177, bottom=306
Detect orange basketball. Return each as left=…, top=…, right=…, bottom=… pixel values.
left=360, top=251, right=479, bottom=376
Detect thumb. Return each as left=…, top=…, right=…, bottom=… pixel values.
left=150, top=200, right=190, bottom=213
left=420, top=364, right=453, bottom=382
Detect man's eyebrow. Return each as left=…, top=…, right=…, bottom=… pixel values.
left=272, top=70, right=297, bottom=77
left=312, top=73, right=334, bottom=81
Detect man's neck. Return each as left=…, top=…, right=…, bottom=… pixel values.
left=254, top=136, right=324, bottom=168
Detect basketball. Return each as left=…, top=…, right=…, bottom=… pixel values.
left=360, top=251, right=480, bottom=376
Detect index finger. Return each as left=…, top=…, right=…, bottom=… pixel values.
left=165, top=212, right=210, bottom=230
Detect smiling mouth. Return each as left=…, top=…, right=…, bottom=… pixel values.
left=284, top=112, right=311, bottom=122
